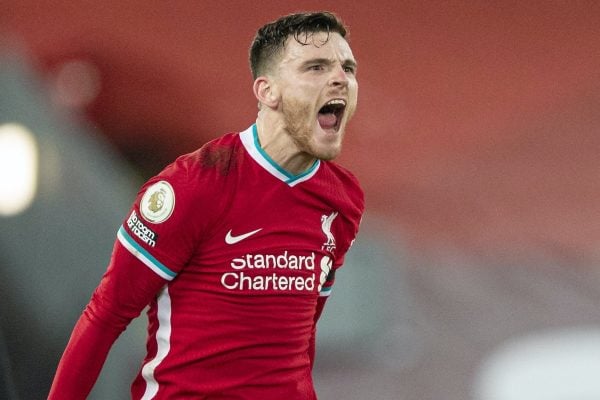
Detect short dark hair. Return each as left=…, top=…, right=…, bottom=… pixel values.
left=249, top=11, right=348, bottom=79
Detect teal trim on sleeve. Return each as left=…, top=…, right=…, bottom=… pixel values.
left=119, top=225, right=177, bottom=279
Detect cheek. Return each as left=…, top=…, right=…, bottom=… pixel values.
left=348, top=83, right=359, bottom=111
left=351, top=80, right=359, bottom=98
left=346, top=84, right=358, bottom=108
left=281, top=98, right=314, bottom=133
left=284, top=74, right=324, bottom=96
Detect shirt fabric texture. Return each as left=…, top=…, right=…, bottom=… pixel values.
left=49, top=124, right=364, bottom=399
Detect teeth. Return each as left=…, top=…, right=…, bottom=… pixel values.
left=325, top=99, right=346, bottom=106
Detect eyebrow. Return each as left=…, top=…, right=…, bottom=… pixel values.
left=301, top=57, right=358, bottom=70
left=344, top=59, right=358, bottom=71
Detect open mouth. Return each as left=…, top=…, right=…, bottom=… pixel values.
left=317, top=99, right=346, bottom=132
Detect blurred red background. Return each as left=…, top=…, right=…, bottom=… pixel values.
left=3, top=0, right=600, bottom=262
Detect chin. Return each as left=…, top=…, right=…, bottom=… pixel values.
left=308, top=128, right=345, bottom=160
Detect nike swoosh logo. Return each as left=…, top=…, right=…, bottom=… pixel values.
left=225, top=228, right=262, bottom=244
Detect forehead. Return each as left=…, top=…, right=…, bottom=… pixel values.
left=280, top=31, right=355, bottom=65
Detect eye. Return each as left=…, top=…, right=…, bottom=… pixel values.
left=343, top=65, right=356, bottom=74
left=308, top=64, right=324, bottom=71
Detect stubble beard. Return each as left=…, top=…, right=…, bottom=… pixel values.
left=281, top=97, right=342, bottom=161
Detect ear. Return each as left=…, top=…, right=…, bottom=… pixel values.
left=253, top=76, right=280, bottom=109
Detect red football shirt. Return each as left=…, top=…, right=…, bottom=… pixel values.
left=49, top=124, right=364, bottom=399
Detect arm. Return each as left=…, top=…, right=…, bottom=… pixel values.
left=49, top=159, right=207, bottom=398
left=308, top=295, right=329, bottom=369
left=48, top=242, right=167, bottom=399
left=308, top=266, right=336, bottom=369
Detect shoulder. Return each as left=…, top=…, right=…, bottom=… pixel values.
left=168, top=132, right=242, bottom=179
left=318, top=162, right=364, bottom=267
left=321, top=161, right=365, bottom=212
left=133, top=132, right=243, bottom=246
left=142, top=132, right=243, bottom=211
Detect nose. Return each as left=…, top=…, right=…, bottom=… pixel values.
left=329, top=63, right=349, bottom=88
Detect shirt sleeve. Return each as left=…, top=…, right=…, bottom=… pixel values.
left=118, top=159, right=206, bottom=280
left=309, top=174, right=364, bottom=367
left=309, top=266, right=336, bottom=368
left=48, top=240, right=168, bottom=399
left=49, top=158, right=209, bottom=398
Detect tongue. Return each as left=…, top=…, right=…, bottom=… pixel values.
left=318, top=112, right=337, bottom=129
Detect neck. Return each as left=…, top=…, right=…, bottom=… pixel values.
left=255, top=114, right=317, bottom=176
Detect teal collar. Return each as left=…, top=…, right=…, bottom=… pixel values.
left=239, top=124, right=320, bottom=186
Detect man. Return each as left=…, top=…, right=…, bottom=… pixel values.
left=48, top=11, right=364, bottom=399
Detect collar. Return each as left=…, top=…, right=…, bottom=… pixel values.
left=239, top=124, right=320, bottom=187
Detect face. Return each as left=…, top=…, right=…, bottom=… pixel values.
left=272, top=31, right=358, bottom=160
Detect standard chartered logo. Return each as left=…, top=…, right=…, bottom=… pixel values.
left=318, top=256, right=332, bottom=292
left=221, top=251, right=329, bottom=292
left=230, top=251, right=315, bottom=270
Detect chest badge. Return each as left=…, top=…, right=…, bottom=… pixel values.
left=321, top=211, right=338, bottom=253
